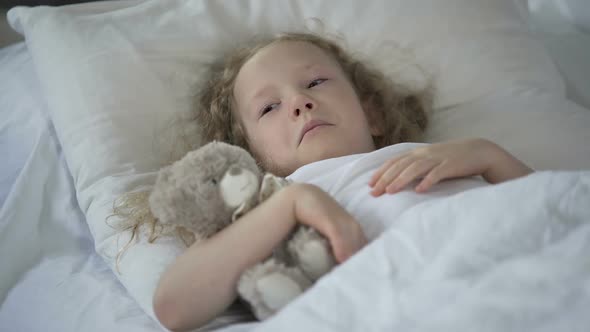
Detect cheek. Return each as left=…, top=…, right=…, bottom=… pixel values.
left=332, top=84, right=365, bottom=116
left=247, top=122, right=289, bottom=156
left=340, top=95, right=370, bottom=125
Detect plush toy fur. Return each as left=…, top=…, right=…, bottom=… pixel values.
left=149, top=141, right=336, bottom=319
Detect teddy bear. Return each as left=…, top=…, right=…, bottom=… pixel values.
left=148, top=141, right=337, bottom=320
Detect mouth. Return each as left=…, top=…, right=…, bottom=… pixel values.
left=298, top=119, right=332, bottom=145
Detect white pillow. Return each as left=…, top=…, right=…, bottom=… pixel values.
left=7, top=0, right=590, bottom=325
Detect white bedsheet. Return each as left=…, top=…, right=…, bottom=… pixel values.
left=220, top=166, right=590, bottom=332
left=0, top=42, right=166, bottom=332
left=0, top=104, right=164, bottom=331
left=0, top=42, right=46, bottom=207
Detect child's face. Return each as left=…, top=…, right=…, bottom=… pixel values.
left=233, top=41, right=377, bottom=176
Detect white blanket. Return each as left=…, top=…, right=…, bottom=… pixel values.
left=288, top=143, right=491, bottom=240
left=218, top=145, right=590, bottom=331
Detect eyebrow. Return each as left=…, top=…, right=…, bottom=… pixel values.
left=251, top=85, right=276, bottom=101
left=249, top=63, right=322, bottom=101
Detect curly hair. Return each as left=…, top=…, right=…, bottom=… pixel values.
left=196, top=32, right=432, bottom=164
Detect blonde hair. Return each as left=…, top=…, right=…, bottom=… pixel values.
left=110, top=32, right=432, bottom=271
left=196, top=32, right=431, bottom=165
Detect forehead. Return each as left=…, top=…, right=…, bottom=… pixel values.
left=235, top=41, right=340, bottom=88
left=246, top=40, right=338, bottom=70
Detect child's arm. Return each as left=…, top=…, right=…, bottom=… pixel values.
left=153, top=183, right=366, bottom=331
left=369, top=138, right=533, bottom=196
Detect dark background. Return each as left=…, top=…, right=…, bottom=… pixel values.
left=0, top=0, right=101, bottom=8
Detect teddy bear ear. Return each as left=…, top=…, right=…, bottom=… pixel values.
left=176, top=227, right=196, bottom=246
left=231, top=203, right=249, bottom=222
left=149, top=165, right=181, bottom=224
left=155, top=165, right=171, bottom=182
left=258, top=173, right=289, bottom=202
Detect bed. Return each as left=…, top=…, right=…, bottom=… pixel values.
left=1, top=1, right=589, bottom=331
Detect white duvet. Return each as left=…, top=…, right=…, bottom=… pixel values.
left=218, top=144, right=590, bottom=331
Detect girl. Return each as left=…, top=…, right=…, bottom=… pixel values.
left=151, top=33, right=533, bottom=331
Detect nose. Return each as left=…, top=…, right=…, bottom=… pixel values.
left=290, top=94, right=315, bottom=118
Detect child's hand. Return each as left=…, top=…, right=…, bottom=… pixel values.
left=369, top=138, right=533, bottom=196
left=290, top=183, right=367, bottom=263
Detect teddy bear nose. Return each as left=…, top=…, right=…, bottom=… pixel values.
left=228, top=166, right=243, bottom=176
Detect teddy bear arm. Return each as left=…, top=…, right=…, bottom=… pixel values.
left=238, top=258, right=312, bottom=320
left=287, top=226, right=336, bottom=281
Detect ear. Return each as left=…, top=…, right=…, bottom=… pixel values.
left=363, top=100, right=383, bottom=136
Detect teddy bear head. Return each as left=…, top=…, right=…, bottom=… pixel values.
left=149, top=141, right=262, bottom=240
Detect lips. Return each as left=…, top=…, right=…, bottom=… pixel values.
left=298, top=119, right=332, bottom=145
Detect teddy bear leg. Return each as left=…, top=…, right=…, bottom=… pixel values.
left=288, top=226, right=336, bottom=281
left=237, top=258, right=312, bottom=320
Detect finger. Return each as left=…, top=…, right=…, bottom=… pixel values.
left=371, top=156, right=415, bottom=196
left=385, top=158, right=441, bottom=194
left=321, top=224, right=345, bottom=263
left=326, top=216, right=353, bottom=263
left=368, top=154, right=406, bottom=187
left=371, top=157, right=414, bottom=196
left=415, top=162, right=447, bottom=193
left=347, top=224, right=367, bottom=261
left=335, top=218, right=367, bottom=263
left=332, top=239, right=347, bottom=264
left=369, top=160, right=394, bottom=187
left=336, top=237, right=365, bottom=263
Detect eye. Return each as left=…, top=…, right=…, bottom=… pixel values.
left=260, top=102, right=280, bottom=117
left=210, top=178, right=217, bottom=185
left=307, top=78, right=327, bottom=88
